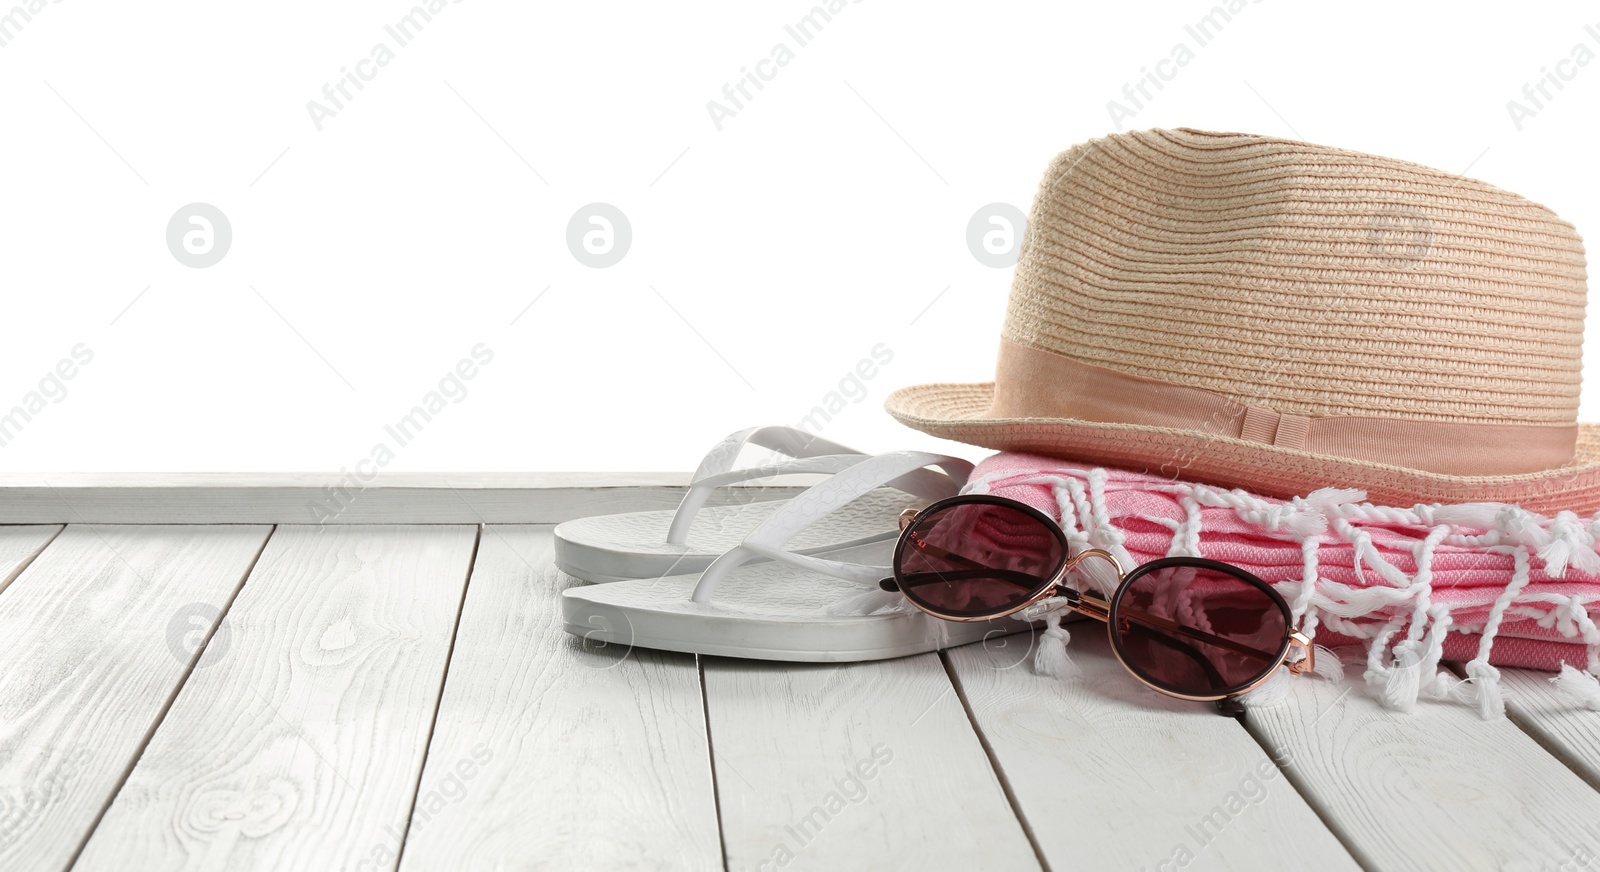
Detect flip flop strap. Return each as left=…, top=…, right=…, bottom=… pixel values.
left=689, top=425, right=861, bottom=482
left=689, top=450, right=973, bottom=603
left=667, top=425, right=961, bottom=544
left=668, top=453, right=865, bottom=545
left=667, top=426, right=862, bottom=545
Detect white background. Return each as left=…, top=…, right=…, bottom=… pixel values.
left=1, top=0, right=1597, bottom=472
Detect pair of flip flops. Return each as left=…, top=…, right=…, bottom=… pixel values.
left=557, top=426, right=1035, bottom=660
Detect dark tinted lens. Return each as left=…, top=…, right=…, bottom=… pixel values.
left=895, top=500, right=1063, bottom=617
left=1110, top=562, right=1289, bottom=697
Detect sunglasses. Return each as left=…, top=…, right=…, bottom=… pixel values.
left=880, top=495, right=1313, bottom=714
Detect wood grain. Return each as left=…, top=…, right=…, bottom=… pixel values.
left=395, top=525, right=721, bottom=872
left=948, top=628, right=1359, bottom=872
left=0, top=525, right=271, bottom=872
left=1247, top=659, right=1600, bottom=871
left=704, top=652, right=1040, bottom=872
left=74, top=525, right=477, bottom=872
left=1502, top=667, right=1600, bottom=791
left=0, top=525, right=63, bottom=597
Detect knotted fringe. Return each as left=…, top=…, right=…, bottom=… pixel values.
left=1034, top=613, right=1079, bottom=680
left=1021, top=598, right=1079, bottom=680
left=1464, top=660, right=1505, bottom=720
left=1366, top=623, right=1422, bottom=714
left=973, top=468, right=1600, bottom=720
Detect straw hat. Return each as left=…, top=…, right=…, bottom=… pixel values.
left=887, top=128, right=1600, bottom=513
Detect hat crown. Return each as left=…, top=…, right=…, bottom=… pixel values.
left=1006, top=128, right=1588, bottom=426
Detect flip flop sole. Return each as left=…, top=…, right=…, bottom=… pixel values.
left=561, top=606, right=1035, bottom=662
left=559, top=543, right=1039, bottom=662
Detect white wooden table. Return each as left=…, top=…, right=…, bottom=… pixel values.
left=2, top=475, right=1599, bottom=871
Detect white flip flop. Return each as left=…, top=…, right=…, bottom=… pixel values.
left=553, top=426, right=969, bottom=582
left=561, top=451, right=1034, bottom=661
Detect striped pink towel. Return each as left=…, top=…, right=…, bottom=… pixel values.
left=968, top=452, right=1600, bottom=717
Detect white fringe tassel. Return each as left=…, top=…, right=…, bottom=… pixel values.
left=1241, top=645, right=1343, bottom=709
left=1463, top=660, right=1506, bottom=720
left=1033, top=611, right=1080, bottom=680
left=1311, top=645, right=1345, bottom=682
left=1551, top=664, right=1600, bottom=710
left=1240, top=668, right=1290, bottom=707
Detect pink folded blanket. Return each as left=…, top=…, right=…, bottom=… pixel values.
left=968, top=452, right=1600, bottom=717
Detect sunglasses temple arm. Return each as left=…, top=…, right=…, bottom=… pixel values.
left=1121, top=621, right=1231, bottom=692
left=902, top=535, right=1012, bottom=575
left=892, top=569, right=1043, bottom=592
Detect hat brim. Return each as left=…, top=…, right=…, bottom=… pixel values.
left=886, top=382, right=1600, bottom=513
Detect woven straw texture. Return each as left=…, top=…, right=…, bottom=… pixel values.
left=887, top=128, right=1600, bottom=512
left=1006, top=128, right=1586, bottom=424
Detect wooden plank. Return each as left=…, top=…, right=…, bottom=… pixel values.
left=1502, top=667, right=1600, bottom=791
left=0, top=524, right=272, bottom=872
left=0, top=472, right=692, bottom=489
left=74, top=525, right=477, bottom=872
left=0, top=474, right=799, bottom=524
left=0, top=525, right=63, bottom=596
left=705, top=653, right=1040, bottom=872
left=948, top=629, right=1358, bottom=872
left=396, top=526, right=720, bottom=872
left=1247, top=660, right=1600, bottom=871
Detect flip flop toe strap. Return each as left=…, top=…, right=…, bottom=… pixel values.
left=689, top=450, right=974, bottom=604
left=667, top=425, right=962, bottom=545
